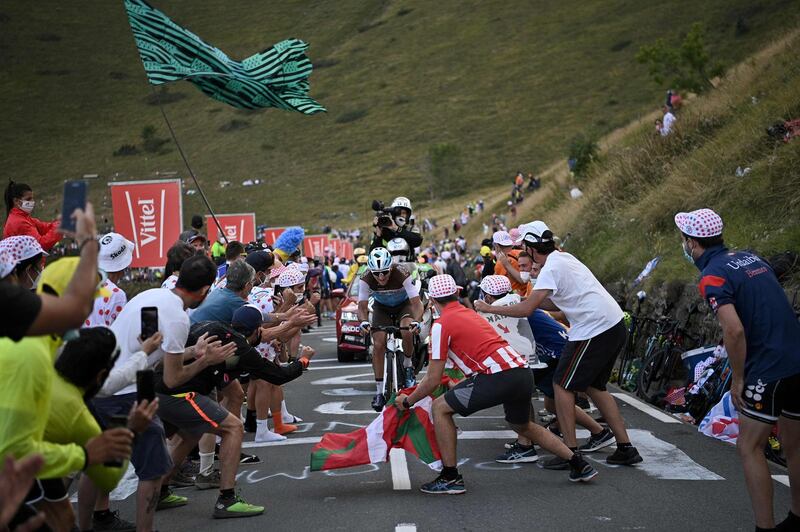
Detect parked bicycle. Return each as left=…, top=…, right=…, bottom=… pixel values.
left=637, top=304, right=701, bottom=405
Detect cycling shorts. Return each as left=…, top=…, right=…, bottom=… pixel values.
left=371, top=300, right=413, bottom=328
left=740, top=372, right=800, bottom=424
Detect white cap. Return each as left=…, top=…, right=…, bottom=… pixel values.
left=674, top=209, right=723, bottom=238
left=98, top=233, right=134, bottom=272
left=428, top=274, right=460, bottom=298
left=492, top=231, right=514, bottom=247
left=441, top=250, right=452, bottom=260
left=277, top=267, right=306, bottom=288
left=479, top=275, right=512, bottom=296
left=518, top=221, right=551, bottom=244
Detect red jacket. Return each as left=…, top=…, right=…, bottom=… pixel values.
left=2, top=207, right=61, bottom=251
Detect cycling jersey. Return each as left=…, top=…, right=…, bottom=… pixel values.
left=695, top=245, right=800, bottom=385
left=358, top=264, right=419, bottom=308
left=527, top=309, right=569, bottom=361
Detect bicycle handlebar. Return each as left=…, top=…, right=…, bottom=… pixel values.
left=370, top=325, right=414, bottom=333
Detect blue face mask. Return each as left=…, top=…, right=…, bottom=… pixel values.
left=682, top=241, right=695, bottom=265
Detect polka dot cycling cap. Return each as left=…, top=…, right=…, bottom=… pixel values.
left=428, top=274, right=460, bottom=298
left=674, top=209, right=723, bottom=238
left=479, top=275, right=512, bottom=297
left=0, top=236, right=47, bottom=278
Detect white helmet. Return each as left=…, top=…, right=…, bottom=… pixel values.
left=387, top=238, right=410, bottom=264
left=391, top=196, right=412, bottom=214
left=367, top=247, right=392, bottom=272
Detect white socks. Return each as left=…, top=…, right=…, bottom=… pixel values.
left=255, top=419, right=286, bottom=442
left=199, top=452, right=215, bottom=475
left=281, top=400, right=302, bottom=423
left=376, top=381, right=384, bottom=395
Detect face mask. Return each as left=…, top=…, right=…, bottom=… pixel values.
left=295, top=294, right=305, bottom=303
left=682, top=241, right=695, bottom=265
left=395, top=216, right=407, bottom=227
left=530, top=278, right=537, bottom=288
left=519, top=271, right=531, bottom=283
left=20, top=200, right=35, bottom=213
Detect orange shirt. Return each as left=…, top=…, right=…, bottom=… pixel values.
left=493, top=249, right=528, bottom=295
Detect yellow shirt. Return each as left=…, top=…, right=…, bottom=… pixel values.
left=0, top=335, right=86, bottom=478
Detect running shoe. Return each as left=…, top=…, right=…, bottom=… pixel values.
left=419, top=474, right=466, bottom=495
left=606, top=446, right=643, bottom=465
left=538, top=455, right=570, bottom=470
left=495, top=443, right=538, bottom=464
left=240, top=453, right=261, bottom=464
left=371, top=393, right=387, bottom=412
left=569, top=462, right=599, bottom=483
left=213, top=493, right=265, bottom=519
left=576, top=396, right=593, bottom=411
left=156, top=490, right=188, bottom=511
left=93, top=510, right=136, bottom=531
left=404, top=367, right=416, bottom=389
left=195, top=469, right=221, bottom=490
left=578, top=428, right=616, bottom=453
left=169, top=468, right=196, bottom=488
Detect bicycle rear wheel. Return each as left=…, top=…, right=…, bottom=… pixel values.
left=637, top=346, right=685, bottom=405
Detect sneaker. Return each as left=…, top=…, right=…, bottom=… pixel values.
left=170, top=468, right=196, bottom=488
left=156, top=490, right=188, bottom=511
left=575, top=396, right=592, bottom=411
left=503, top=439, right=518, bottom=450
left=419, top=474, right=466, bottom=495
left=606, top=446, right=643, bottom=465
left=495, top=443, right=538, bottom=464
left=538, top=455, right=570, bottom=470
left=404, top=367, right=416, bottom=389
left=213, top=494, right=265, bottom=519
left=239, top=453, right=261, bottom=465
left=93, top=510, right=136, bottom=531
left=578, top=428, right=616, bottom=453
left=371, top=393, right=387, bottom=412
left=195, top=469, right=221, bottom=490
left=569, top=461, right=599, bottom=483
left=545, top=419, right=562, bottom=438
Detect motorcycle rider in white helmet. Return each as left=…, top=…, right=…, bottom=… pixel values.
left=358, top=248, right=423, bottom=411
left=370, top=196, right=422, bottom=263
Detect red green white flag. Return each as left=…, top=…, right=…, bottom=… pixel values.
left=309, top=379, right=457, bottom=472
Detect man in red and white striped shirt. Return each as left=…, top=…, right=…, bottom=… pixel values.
left=396, top=275, right=597, bottom=494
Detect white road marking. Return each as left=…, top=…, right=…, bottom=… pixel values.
left=772, top=475, right=790, bottom=487
left=395, top=524, right=417, bottom=532
left=322, top=387, right=376, bottom=396
left=457, top=430, right=516, bottom=439
left=578, top=428, right=724, bottom=480
left=611, top=392, right=682, bottom=424
left=311, top=373, right=375, bottom=385
left=242, top=436, right=322, bottom=448
left=321, top=338, right=337, bottom=343
left=314, top=401, right=377, bottom=415
left=389, top=448, right=411, bottom=490
left=308, top=364, right=373, bottom=371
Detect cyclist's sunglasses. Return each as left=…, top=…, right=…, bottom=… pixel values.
left=373, top=270, right=391, bottom=278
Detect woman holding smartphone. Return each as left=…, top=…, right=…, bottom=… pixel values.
left=3, top=180, right=61, bottom=251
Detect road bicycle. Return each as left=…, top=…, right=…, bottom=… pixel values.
left=614, top=291, right=654, bottom=390
left=370, top=325, right=416, bottom=403
left=637, top=305, right=701, bottom=405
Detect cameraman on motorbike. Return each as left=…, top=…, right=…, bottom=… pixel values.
left=369, top=197, right=423, bottom=263
left=358, top=248, right=423, bottom=411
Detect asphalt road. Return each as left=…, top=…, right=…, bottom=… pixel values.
left=104, top=320, right=792, bottom=532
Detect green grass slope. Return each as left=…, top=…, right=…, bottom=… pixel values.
left=1, top=1, right=798, bottom=229
left=518, top=29, right=800, bottom=288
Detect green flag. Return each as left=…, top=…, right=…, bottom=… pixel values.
left=124, top=0, right=326, bottom=114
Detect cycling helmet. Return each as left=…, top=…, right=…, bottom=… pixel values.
left=367, top=247, right=392, bottom=272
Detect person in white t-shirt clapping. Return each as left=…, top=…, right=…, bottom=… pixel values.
left=475, top=221, right=642, bottom=466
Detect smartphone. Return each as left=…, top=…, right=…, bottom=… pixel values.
left=105, top=414, right=129, bottom=467
left=141, top=307, right=159, bottom=340
left=136, top=369, right=155, bottom=403
left=59, top=180, right=87, bottom=233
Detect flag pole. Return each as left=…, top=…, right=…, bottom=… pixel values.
left=150, top=86, right=229, bottom=244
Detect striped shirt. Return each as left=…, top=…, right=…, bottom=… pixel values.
left=430, top=302, right=527, bottom=376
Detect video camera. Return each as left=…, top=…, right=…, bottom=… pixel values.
left=372, top=200, right=395, bottom=228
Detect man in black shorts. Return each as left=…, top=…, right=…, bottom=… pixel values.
left=675, top=208, right=800, bottom=531
left=358, top=248, right=423, bottom=411
left=396, top=274, right=597, bottom=494
left=475, top=221, right=641, bottom=466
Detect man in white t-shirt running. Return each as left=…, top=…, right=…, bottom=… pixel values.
left=475, top=221, right=642, bottom=466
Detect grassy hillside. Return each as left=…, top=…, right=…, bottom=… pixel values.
left=1, top=0, right=798, bottom=230
left=504, top=28, right=800, bottom=288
